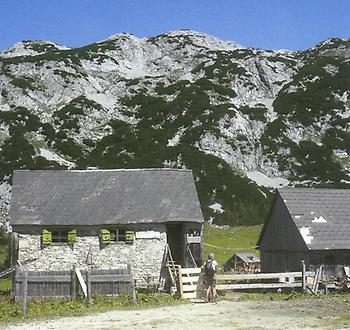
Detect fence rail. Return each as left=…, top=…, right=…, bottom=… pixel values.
left=177, top=266, right=317, bottom=299
left=216, top=270, right=315, bottom=291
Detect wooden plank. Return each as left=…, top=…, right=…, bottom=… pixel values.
left=71, top=267, right=77, bottom=300
left=182, top=284, right=198, bottom=292
left=182, top=276, right=200, bottom=283
left=178, top=265, right=184, bottom=299
left=181, top=268, right=201, bottom=275
left=16, top=276, right=71, bottom=283
left=90, top=275, right=132, bottom=283
left=216, top=271, right=314, bottom=281
left=311, top=265, right=323, bottom=294
left=131, top=280, right=136, bottom=304
left=186, top=236, right=201, bottom=244
left=22, top=271, right=28, bottom=319
left=302, top=260, right=306, bottom=293
left=75, top=268, right=87, bottom=297
left=86, top=271, right=91, bottom=305
left=183, top=292, right=197, bottom=299
left=216, top=282, right=302, bottom=290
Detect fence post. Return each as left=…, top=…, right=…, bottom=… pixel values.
left=86, top=270, right=92, bottom=305
left=127, top=264, right=136, bottom=304
left=132, top=279, right=137, bottom=304
left=14, top=265, right=20, bottom=298
left=178, top=265, right=184, bottom=299
left=22, top=270, right=28, bottom=319
left=301, top=260, right=306, bottom=293
left=71, top=266, right=77, bottom=300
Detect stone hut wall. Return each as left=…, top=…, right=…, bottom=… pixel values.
left=14, top=223, right=167, bottom=285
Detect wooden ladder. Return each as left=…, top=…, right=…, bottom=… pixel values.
left=165, top=244, right=180, bottom=292
left=157, top=244, right=180, bottom=293
left=310, top=265, right=323, bottom=294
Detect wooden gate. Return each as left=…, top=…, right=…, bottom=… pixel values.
left=178, top=267, right=202, bottom=299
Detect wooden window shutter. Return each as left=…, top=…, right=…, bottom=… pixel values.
left=68, top=229, right=77, bottom=243
left=101, top=229, right=111, bottom=244
left=125, top=231, right=135, bottom=243
left=42, top=229, right=52, bottom=245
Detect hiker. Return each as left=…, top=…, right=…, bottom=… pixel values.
left=203, top=253, right=217, bottom=302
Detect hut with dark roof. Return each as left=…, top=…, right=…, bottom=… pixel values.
left=9, top=169, right=203, bottom=285
left=258, top=188, right=350, bottom=277
left=223, top=252, right=260, bottom=273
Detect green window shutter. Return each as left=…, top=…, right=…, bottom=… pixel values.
left=101, top=229, right=111, bottom=244
left=68, top=229, right=77, bottom=243
left=125, top=231, right=135, bottom=243
left=42, top=229, right=52, bottom=245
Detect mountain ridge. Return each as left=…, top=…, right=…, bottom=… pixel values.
left=0, top=30, right=349, bottom=227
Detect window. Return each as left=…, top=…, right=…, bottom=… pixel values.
left=52, top=229, right=69, bottom=243
left=101, top=229, right=134, bottom=244
left=41, top=228, right=77, bottom=245
left=110, top=229, right=127, bottom=242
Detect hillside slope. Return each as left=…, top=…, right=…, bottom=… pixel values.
left=0, top=31, right=349, bottom=226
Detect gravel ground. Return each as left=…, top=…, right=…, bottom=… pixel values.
left=3, top=297, right=350, bottom=330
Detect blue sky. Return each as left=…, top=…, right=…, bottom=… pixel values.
left=1, top=0, right=349, bottom=51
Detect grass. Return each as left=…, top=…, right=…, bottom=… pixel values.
left=0, top=244, right=7, bottom=266
left=332, top=314, right=350, bottom=328
left=236, top=291, right=306, bottom=302
left=0, top=293, right=185, bottom=323
left=0, top=279, right=11, bottom=291
left=203, top=223, right=262, bottom=268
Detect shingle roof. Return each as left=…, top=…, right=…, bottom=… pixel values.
left=278, top=188, right=350, bottom=250
left=10, top=169, right=204, bottom=226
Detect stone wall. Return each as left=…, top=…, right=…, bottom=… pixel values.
left=15, top=224, right=167, bottom=285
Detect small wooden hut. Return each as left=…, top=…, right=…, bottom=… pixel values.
left=223, top=252, right=260, bottom=273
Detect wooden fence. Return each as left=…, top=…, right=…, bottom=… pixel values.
left=216, top=271, right=315, bottom=291
left=177, top=266, right=317, bottom=300
left=14, top=265, right=135, bottom=299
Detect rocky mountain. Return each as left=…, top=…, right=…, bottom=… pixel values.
left=0, top=31, right=349, bottom=226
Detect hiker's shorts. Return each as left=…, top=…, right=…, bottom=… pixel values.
left=205, top=276, right=216, bottom=287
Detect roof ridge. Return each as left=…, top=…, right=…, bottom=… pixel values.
left=278, top=187, right=350, bottom=192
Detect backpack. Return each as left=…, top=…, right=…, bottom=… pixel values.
left=204, top=260, right=215, bottom=277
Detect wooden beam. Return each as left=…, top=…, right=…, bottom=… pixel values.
left=86, top=270, right=91, bottom=306
left=301, top=260, right=306, bottom=293
left=22, top=271, right=28, bottom=319
left=181, top=276, right=200, bottom=283
left=90, top=275, right=132, bottom=283
left=75, top=268, right=87, bottom=298
left=181, top=268, right=201, bottom=275
left=16, top=275, right=71, bottom=283
left=183, top=292, right=197, bottom=299
left=217, top=282, right=303, bottom=290
left=71, top=266, right=77, bottom=300
left=178, top=265, right=184, bottom=299
left=216, top=271, right=314, bottom=281
left=182, top=284, right=198, bottom=292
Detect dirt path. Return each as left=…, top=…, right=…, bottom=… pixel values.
left=3, top=298, right=350, bottom=330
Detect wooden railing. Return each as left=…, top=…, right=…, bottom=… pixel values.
left=216, top=271, right=315, bottom=290
left=177, top=268, right=316, bottom=299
